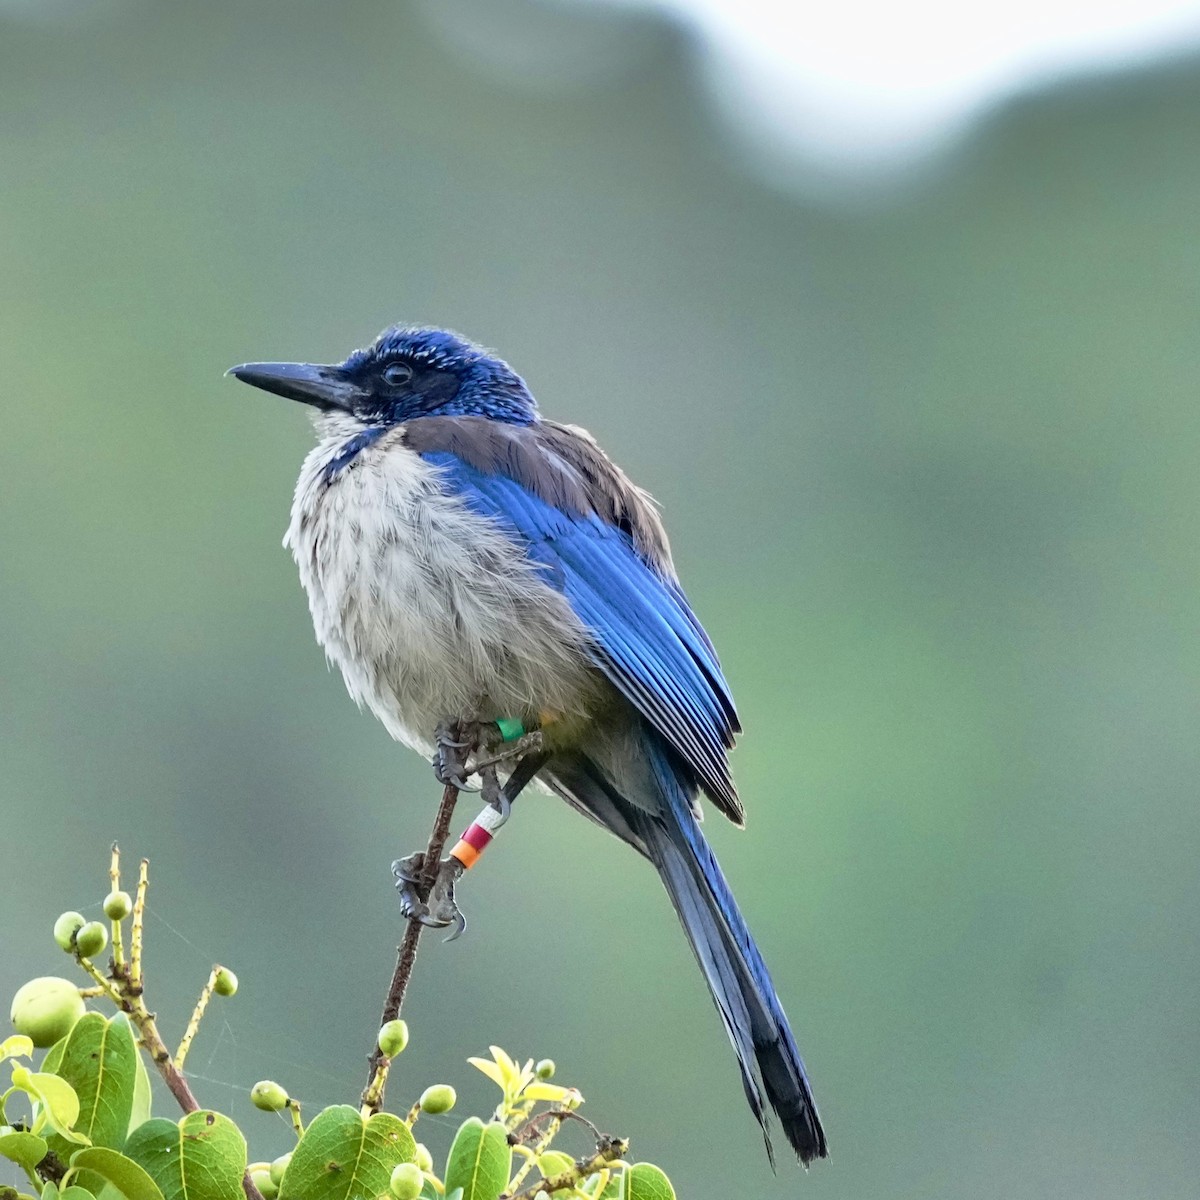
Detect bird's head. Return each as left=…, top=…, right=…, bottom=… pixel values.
left=228, top=325, right=538, bottom=428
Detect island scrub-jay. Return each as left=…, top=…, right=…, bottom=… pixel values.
left=229, top=326, right=827, bottom=1165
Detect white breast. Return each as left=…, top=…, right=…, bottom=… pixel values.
left=284, top=420, right=599, bottom=754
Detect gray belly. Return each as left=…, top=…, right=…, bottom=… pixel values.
left=284, top=428, right=604, bottom=754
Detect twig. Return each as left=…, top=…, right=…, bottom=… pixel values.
left=505, top=1113, right=563, bottom=1194
left=109, top=842, right=125, bottom=970
left=502, top=1135, right=629, bottom=1200
left=98, top=849, right=266, bottom=1200
left=130, top=858, right=148, bottom=991
left=361, top=775, right=462, bottom=1112
left=511, top=1108, right=606, bottom=1147
left=175, top=966, right=220, bottom=1070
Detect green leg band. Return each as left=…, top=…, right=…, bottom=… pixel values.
left=495, top=717, right=526, bottom=742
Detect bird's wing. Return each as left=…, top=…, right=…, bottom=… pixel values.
left=403, top=416, right=743, bottom=822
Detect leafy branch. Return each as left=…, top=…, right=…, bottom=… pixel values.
left=3, top=825, right=677, bottom=1200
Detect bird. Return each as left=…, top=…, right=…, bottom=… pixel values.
left=228, top=325, right=827, bottom=1165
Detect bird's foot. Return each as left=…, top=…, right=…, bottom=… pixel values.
left=472, top=730, right=545, bottom=826
left=472, top=729, right=545, bottom=775
left=432, top=721, right=479, bottom=792
left=392, top=852, right=467, bottom=941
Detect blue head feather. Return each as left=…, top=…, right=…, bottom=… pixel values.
left=340, top=325, right=538, bottom=426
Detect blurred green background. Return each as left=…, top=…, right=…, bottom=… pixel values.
left=2, top=2, right=1198, bottom=1196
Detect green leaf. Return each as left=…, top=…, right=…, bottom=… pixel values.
left=44, top=1187, right=97, bottom=1200
left=0, top=1130, right=48, bottom=1170
left=584, top=1171, right=621, bottom=1200
left=43, top=1038, right=65, bottom=1075
left=621, top=1164, right=674, bottom=1200
left=123, top=1112, right=246, bottom=1200
left=0, top=1037, right=34, bottom=1063
left=70, top=1147, right=166, bottom=1200
left=443, top=1119, right=511, bottom=1200
left=10, top=1066, right=84, bottom=1143
left=127, top=1035, right=153, bottom=1136
left=277, top=1105, right=416, bottom=1200
left=536, top=1150, right=574, bottom=1178
left=44, top=1013, right=137, bottom=1159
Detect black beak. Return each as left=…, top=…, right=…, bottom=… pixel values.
left=226, top=361, right=360, bottom=413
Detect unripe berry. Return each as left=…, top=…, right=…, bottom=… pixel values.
left=535, top=1058, right=556, bottom=1080
left=418, top=1084, right=456, bottom=1114
left=250, top=1080, right=289, bottom=1112
left=413, top=1144, right=433, bottom=1174
left=377, top=1019, right=409, bottom=1058
left=10, top=977, right=86, bottom=1048
left=53, top=912, right=86, bottom=952
left=389, top=1163, right=423, bottom=1200
left=74, top=921, right=108, bottom=960
left=103, top=891, right=133, bottom=921
left=213, top=968, right=238, bottom=997
left=249, top=1164, right=277, bottom=1198
left=269, top=1154, right=291, bottom=1185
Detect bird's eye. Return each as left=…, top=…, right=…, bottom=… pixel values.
left=382, top=363, right=413, bottom=387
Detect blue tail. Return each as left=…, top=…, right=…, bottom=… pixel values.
left=549, top=734, right=827, bottom=1165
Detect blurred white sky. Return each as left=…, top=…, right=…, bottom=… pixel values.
left=5, top=0, right=1200, bottom=192
left=587, top=0, right=1200, bottom=184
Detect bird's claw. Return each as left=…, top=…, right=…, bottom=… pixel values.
left=480, top=767, right=512, bottom=827
left=433, top=722, right=480, bottom=792
left=392, top=852, right=467, bottom=942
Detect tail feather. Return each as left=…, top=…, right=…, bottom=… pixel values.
left=548, top=738, right=827, bottom=1165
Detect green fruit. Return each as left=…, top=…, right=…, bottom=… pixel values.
left=250, top=1080, right=289, bottom=1112
left=269, top=1154, right=291, bottom=1185
left=413, top=1143, right=433, bottom=1174
left=418, top=1084, right=456, bottom=1114
left=250, top=1165, right=278, bottom=1198
left=535, top=1058, right=556, bottom=1080
left=53, top=911, right=86, bottom=952
left=103, top=891, right=133, bottom=921
left=10, top=977, right=86, bottom=1048
left=389, top=1163, right=423, bottom=1200
left=213, top=967, right=238, bottom=997
left=377, top=1019, right=409, bottom=1058
left=74, top=921, right=108, bottom=959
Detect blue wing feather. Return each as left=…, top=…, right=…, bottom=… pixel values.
left=419, top=449, right=742, bottom=819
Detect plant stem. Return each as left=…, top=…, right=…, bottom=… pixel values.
left=109, top=842, right=125, bottom=970
left=130, top=858, right=149, bottom=991
left=175, top=967, right=218, bottom=1070
left=361, top=777, right=462, bottom=1112
left=502, top=1136, right=629, bottom=1200
left=102, top=848, right=265, bottom=1200
left=505, top=1115, right=562, bottom=1194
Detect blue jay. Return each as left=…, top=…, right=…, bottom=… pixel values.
left=229, top=326, right=827, bottom=1165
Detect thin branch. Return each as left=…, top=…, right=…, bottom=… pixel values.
left=361, top=776, right=462, bottom=1111
left=99, top=848, right=265, bottom=1200
left=109, top=842, right=125, bottom=970
left=510, top=1108, right=607, bottom=1147
left=502, top=1136, right=629, bottom=1200
left=129, top=858, right=149, bottom=991
left=175, top=966, right=220, bottom=1070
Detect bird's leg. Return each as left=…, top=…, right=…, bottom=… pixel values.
left=446, top=744, right=552, bottom=873
left=396, top=729, right=552, bottom=942
left=399, top=718, right=548, bottom=929
left=468, top=729, right=546, bottom=825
